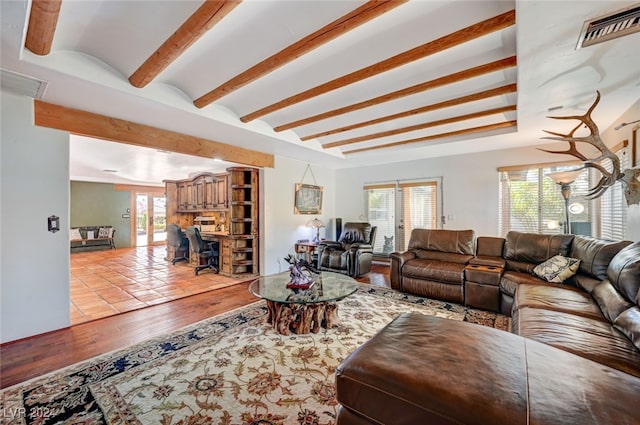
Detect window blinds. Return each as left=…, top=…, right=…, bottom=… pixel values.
left=600, top=145, right=629, bottom=240
left=498, top=162, right=592, bottom=236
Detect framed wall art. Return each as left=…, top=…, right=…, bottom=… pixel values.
left=294, top=183, right=323, bottom=214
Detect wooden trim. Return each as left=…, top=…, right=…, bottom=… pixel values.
left=304, top=83, right=517, bottom=141
left=33, top=100, right=274, bottom=168
left=610, top=139, right=628, bottom=153
left=240, top=10, right=515, bottom=123
left=363, top=183, right=396, bottom=190
left=399, top=181, right=437, bottom=188
left=129, top=1, right=241, bottom=88
left=274, top=56, right=517, bottom=132
left=25, top=0, right=62, bottom=55
left=114, top=184, right=165, bottom=193
left=344, top=121, right=517, bottom=155
left=497, top=160, right=583, bottom=172
left=193, top=0, right=405, bottom=107
left=324, top=105, right=516, bottom=148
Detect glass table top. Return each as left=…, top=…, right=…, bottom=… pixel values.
left=249, top=271, right=359, bottom=304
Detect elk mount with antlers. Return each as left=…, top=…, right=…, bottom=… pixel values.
left=540, top=91, right=640, bottom=206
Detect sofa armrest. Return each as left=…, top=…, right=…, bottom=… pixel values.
left=389, top=251, right=415, bottom=291
left=470, top=255, right=506, bottom=268
left=348, top=243, right=373, bottom=254
left=318, top=240, right=341, bottom=248
left=316, top=240, right=344, bottom=269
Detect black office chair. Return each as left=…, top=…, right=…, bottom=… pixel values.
left=167, top=224, right=189, bottom=265
left=185, top=226, right=219, bottom=275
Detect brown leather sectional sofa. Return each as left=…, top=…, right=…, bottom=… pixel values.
left=336, top=229, right=640, bottom=424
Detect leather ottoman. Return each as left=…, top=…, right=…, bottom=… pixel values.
left=335, top=313, right=640, bottom=425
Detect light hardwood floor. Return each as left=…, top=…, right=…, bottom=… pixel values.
left=1, top=248, right=390, bottom=389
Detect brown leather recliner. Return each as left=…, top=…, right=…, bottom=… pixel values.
left=390, top=229, right=476, bottom=303
left=317, top=222, right=377, bottom=277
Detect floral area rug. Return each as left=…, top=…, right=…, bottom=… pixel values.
left=1, top=285, right=509, bottom=425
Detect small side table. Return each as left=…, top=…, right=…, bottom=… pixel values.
left=464, top=264, right=503, bottom=312
left=295, top=242, right=318, bottom=263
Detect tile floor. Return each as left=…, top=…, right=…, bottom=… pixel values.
left=70, top=246, right=246, bottom=325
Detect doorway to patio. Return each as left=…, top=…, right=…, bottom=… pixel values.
left=136, top=192, right=166, bottom=247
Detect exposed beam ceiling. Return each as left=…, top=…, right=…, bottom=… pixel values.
left=344, top=121, right=518, bottom=154
left=194, top=0, right=406, bottom=108
left=129, top=0, right=242, bottom=88
left=324, top=104, right=517, bottom=149
left=3, top=0, right=638, bottom=185
left=303, top=83, right=518, bottom=140
left=274, top=56, right=517, bottom=132
left=239, top=9, right=516, bottom=123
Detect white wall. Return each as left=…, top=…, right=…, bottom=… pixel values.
left=261, top=156, right=336, bottom=275
left=336, top=135, right=640, bottom=241
left=1, top=92, right=71, bottom=343
left=602, top=98, right=640, bottom=241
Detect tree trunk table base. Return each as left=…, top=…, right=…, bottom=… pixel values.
left=265, top=300, right=340, bottom=335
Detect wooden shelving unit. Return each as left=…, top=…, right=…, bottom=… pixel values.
left=225, top=167, right=259, bottom=277
left=165, top=167, right=260, bottom=278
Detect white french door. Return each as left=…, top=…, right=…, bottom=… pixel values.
left=365, top=178, right=442, bottom=255
left=135, top=193, right=167, bottom=247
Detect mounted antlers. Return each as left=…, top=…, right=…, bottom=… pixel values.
left=541, top=91, right=640, bottom=205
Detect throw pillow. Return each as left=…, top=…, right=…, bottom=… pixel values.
left=533, top=254, right=581, bottom=283
left=70, top=228, right=82, bottom=241
left=98, top=227, right=112, bottom=238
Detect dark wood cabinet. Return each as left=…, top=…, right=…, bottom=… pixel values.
left=214, top=173, right=228, bottom=209
left=177, top=181, right=189, bottom=211
left=195, top=178, right=205, bottom=210
left=204, top=177, right=215, bottom=209
left=172, top=173, right=223, bottom=213
left=165, top=168, right=260, bottom=278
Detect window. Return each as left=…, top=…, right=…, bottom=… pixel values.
left=499, top=162, right=592, bottom=236
left=365, top=179, right=440, bottom=255
left=599, top=143, right=629, bottom=240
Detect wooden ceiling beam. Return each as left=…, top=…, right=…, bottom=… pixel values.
left=194, top=0, right=406, bottom=108
left=240, top=9, right=515, bottom=123
left=129, top=1, right=241, bottom=88
left=324, top=104, right=517, bottom=148
left=275, top=56, right=516, bottom=132
left=33, top=100, right=274, bottom=168
left=25, top=0, right=62, bottom=55
left=303, top=83, right=517, bottom=140
left=343, top=120, right=517, bottom=155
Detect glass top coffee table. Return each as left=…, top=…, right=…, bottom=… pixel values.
left=249, top=271, right=359, bottom=335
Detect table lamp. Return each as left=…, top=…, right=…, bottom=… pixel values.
left=307, top=218, right=325, bottom=243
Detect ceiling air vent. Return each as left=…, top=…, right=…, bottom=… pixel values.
left=0, top=69, right=47, bottom=98
left=577, top=4, right=640, bottom=49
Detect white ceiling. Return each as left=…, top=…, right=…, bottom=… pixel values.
left=1, top=0, right=639, bottom=186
